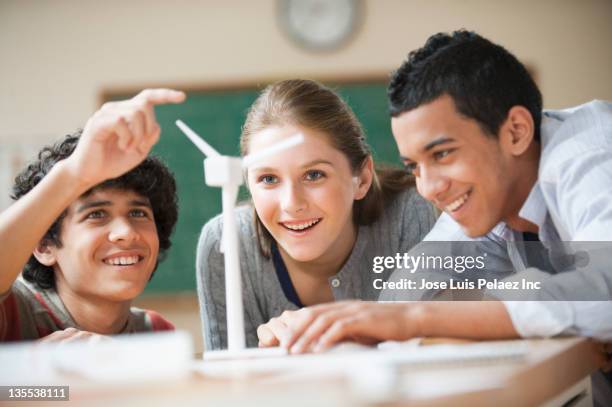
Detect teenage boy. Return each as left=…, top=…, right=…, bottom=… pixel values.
left=0, top=89, right=185, bottom=341
left=256, top=31, right=612, bottom=354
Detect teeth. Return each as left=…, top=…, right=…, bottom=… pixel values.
left=446, top=192, right=470, bottom=212
left=104, top=256, right=140, bottom=266
left=283, top=219, right=320, bottom=231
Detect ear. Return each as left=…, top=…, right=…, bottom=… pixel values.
left=354, top=156, right=374, bottom=200
left=499, top=106, right=535, bottom=156
left=32, top=240, right=58, bottom=267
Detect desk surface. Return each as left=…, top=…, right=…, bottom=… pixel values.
left=28, top=337, right=606, bottom=407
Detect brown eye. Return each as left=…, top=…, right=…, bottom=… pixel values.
left=433, top=149, right=455, bottom=160
left=86, top=210, right=106, bottom=219
left=129, top=209, right=148, bottom=218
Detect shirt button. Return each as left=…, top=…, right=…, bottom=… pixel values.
left=331, top=278, right=341, bottom=288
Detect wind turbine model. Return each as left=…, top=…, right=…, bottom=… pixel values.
left=176, top=120, right=303, bottom=358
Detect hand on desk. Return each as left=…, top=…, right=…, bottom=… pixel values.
left=258, top=300, right=518, bottom=354
left=257, top=301, right=419, bottom=354
left=39, top=327, right=111, bottom=344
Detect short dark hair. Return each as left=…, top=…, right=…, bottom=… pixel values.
left=388, top=30, right=543, bottom=142
left=11, top=131, right=179, bottom=289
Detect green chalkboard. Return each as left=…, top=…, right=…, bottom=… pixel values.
left=108, top=81, right=400, bottom=293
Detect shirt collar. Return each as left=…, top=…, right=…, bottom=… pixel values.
left=491, top=222, right=510, bottom=238
left=518, top=182, right=548, bottom=230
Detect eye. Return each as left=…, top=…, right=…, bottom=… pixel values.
left=433, top=149, right=455, bottom=161
left=304, top=169, right=325, bottom=182
left=257, top=174, right=279, bottom=185
left=129, top=208, right=149, bottom=218
left=86, top=210, right=106, bottom=220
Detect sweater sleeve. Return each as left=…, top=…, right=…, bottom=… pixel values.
left=195, top=209, right=267, bottom=351
left=196, top=214, right=229, bottom=351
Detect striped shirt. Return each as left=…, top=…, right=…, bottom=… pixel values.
left=0, top=278, right=174, bottom=341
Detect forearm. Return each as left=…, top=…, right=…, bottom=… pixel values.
left=0, top=160, right=90, bottom=292
left=410, top=301, right=519, bottom=339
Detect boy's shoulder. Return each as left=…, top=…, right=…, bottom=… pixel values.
left=0, top=278, right=69, bottom=341
left=127, top=307, right=175, bottom=332
left=1, top=278, right=173, bottom=341
left=540, top=101, right=612, bottom=168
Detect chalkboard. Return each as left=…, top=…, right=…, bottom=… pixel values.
left=107, top=80, right=400, bottom=293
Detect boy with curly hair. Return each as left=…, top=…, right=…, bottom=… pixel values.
left=0, top=88, right=185, bottom=342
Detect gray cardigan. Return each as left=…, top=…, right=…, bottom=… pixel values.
left=196, top=187, right=436, bottom=350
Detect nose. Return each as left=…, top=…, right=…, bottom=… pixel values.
left=416, top=165, right=450, bottom=204
left=108, top=217, right=139, bottom=243
left=280, top=182, right=307, bottom=214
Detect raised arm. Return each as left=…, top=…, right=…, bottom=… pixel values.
left=0, top=89, right=185, bottom=293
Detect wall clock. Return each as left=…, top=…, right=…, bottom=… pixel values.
left=278, top=0, right=362, bottom=51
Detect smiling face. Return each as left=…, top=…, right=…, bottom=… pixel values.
left=44, top=188, right=159, bottom=303
left=246, top=124, right=370, bottom=265
left=391, top=95, right=522, bottom=237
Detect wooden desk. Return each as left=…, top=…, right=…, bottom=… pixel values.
left=17, top=337, right=606, bottom=407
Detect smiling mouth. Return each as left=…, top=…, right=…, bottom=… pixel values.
left=444, top=189, right=472, bottom=213
left=103, top=255, right=144, bottom=266
left=280, top=218, right=322, bottom=232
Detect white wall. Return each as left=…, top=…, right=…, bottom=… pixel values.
left=2, top=0, right=611, bottom=140
left=1, top=0, right=611, bottom=204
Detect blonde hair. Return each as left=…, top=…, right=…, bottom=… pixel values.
left=242, top=79, right=414, bottom=257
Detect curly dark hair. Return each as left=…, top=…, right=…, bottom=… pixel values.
left=388, top=30, right=543, bottom=142
left=11, top=131, right=178, bottom=289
